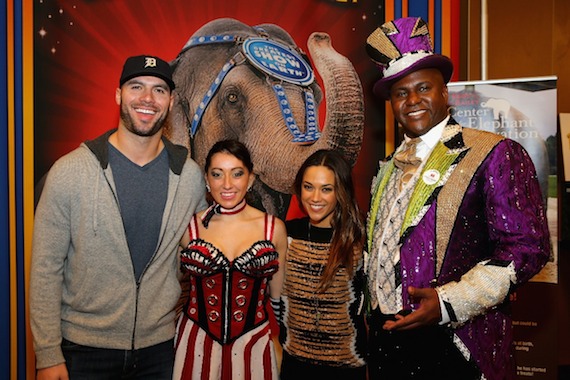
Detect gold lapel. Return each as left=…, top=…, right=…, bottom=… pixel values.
left=400, top=120, right=468, bottom=236
left=433, top=128, right=504, bottom=278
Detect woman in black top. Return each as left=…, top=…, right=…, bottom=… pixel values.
left=280, top=149, right=367, bottom=379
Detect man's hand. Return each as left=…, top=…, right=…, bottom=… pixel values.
left=383, top=286, right=442, bottom=331
left=37, top=363, right=69, bottom=380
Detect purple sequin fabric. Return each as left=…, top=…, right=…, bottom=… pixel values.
left=398, top=138, right=550, bottom=380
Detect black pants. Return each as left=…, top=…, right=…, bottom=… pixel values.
left=281, top=350, right=367, bottom=380
left=62, top=338, right=174, bottom=380
left=367, top=310, right=481, bottom=380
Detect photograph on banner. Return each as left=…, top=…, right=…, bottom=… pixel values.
left=30, top=0, right=384, bottom=377
left=33, top=0, right=385, bottom=220
left=448, top=77, right=558, bottom=284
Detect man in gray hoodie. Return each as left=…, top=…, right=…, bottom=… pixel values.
left=30, top=55, right=207, bottom=379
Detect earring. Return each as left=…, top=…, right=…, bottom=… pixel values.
left=206, top=184, right=211, bottom=192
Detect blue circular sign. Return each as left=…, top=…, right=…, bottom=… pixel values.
left=242, top=38, right=314, bottom=86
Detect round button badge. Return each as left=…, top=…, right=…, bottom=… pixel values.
left=422, top=169, right=441, bottom=185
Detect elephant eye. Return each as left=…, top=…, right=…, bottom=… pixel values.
left=227, top=93, right=238, bottom=103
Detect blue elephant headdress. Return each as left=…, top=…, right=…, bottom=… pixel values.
left=174, top=25, right=321, bottom=145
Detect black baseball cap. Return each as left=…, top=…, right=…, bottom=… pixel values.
left=119, top=55, right=175, bottom=91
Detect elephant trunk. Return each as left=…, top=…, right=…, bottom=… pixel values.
left=307, top=32, right=364, bottom=166
left=251, top=31, right=365, bottom=194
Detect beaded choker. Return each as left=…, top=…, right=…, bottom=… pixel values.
left=201, top=199, right=247, bottom=228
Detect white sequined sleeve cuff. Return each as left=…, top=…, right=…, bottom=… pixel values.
left=436, top=259, right=516, bottom=325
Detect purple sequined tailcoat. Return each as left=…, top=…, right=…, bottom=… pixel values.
left=376, top=121, right=550, bottom=380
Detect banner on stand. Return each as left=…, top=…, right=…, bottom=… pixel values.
left=448, top=77, right=558, bottom=380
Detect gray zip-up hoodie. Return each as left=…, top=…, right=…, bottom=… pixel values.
left=30, top=130, right=207, bottom=369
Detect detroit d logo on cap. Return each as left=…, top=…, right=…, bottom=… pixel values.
left=144, top=57, right=157, bottom=68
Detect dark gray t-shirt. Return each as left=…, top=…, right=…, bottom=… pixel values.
left=108, top=143, right=169, bottom=281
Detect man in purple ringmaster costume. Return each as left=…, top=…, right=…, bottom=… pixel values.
left=364, top=17, right=550, bottom=379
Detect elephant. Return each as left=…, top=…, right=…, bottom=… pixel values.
left=165, top=18, right=364, bottom=219
left=480, top=98, right=511, bottom=120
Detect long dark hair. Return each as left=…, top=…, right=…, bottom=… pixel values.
left=294, top=149, right=365, bottom=291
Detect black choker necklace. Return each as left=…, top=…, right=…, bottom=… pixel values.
left=201, top=199, right=247, bottom=228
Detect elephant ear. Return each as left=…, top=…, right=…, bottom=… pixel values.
left=164, top=91, right=193, bottom=152
left=164, top=60, right=196, bottom=152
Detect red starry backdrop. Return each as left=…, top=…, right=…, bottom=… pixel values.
left=34, top=0, right=387, bottom=209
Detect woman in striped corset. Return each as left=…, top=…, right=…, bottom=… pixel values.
left=280, top=149, right=367, bottom=379
left=173, top=139, right=287, bottom=379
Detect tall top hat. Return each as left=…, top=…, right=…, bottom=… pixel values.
left=366, top=17, right=453, bottom=100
